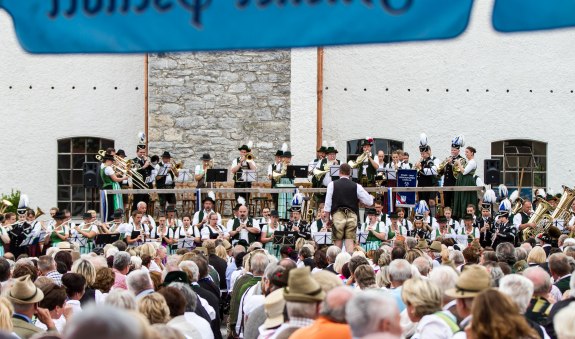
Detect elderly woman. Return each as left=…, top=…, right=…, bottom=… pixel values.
left=334, top=252, right=351, bottom=282
left=527, top=246, right=547, bottom=267
left=138, top=293, right=171, bottom=325
left=402, top=278, right=458, bottom=339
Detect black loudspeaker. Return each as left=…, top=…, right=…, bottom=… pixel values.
left=83, top=162, right=99, bottom=188
left=484, top=159, right=501, bottom=186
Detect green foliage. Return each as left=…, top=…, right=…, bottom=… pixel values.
left=1, top=190, right=20, bottom=214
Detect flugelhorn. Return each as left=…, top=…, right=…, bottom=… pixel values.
left=245, top=153, right=255, bottom=161
left=171, top=160, right=184, bottom=178
left=348, top=151, right=370, bottom=169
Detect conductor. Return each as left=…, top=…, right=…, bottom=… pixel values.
left=324, top=163, right=374, bottom=253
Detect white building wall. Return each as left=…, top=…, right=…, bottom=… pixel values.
left=0, top=10, right=144, bottom=210
left=290, top=0, right=575, bottom=192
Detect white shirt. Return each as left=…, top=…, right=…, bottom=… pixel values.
left=411, top=313, right=456, bottom=339
left=227, top=218, right=260, bottom=242
left=311, top=219, right=329, bottom=233
left=111, top=222, right=131, bottom=235
left=184, top=312, right=214, bottom=339
left=125, top=223, right=150, bottom=246
left=324, top=176, right=374, bottom=212
left=201, top=224, right=229, bottom=240
left=129, top=214, right=156, bottom=230
left=193, top=210, right=222, bottom=226
left=462, top=159, right=477, bottom=175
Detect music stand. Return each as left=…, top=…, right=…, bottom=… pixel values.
left=329, top=166, right=340, bottom=180
left=31, top=231, right=47, bottom=245
left=356, top=232, right=369, bottom=244
left=242, top=170, right=257, bottom=182
left=177, top=237, right=196, bottom=249
left=312, top=232, right=332, bottom=245
left=176, top=169, right=191, bottom=183
left=206, top=169, right=228, bottom=183
left=386, top=169, right=397, bottom=181
left=94, top=234, right=121, bottom=246
left=286, top=166, right=308, bottom=179
left=70, top=234, right=88, bottom=247
left=20, top=233, right=36, bottom=247
left=352, top=168, right=359, bottom=179
left=272, top=231, right=297, bottom=247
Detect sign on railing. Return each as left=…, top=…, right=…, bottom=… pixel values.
left=1, top=1, right=473, bottom=53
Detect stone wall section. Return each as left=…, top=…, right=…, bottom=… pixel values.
left=148, top=51, right=291, bottom=181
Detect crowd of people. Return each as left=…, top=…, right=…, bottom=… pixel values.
left=0, top=225, right=573, bottom=339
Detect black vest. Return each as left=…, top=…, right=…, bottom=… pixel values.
left=443, top=155, right=463, bottom=186
left=331, top=178, right=359, bottom=216
left=156, top=162, right=175, bottom=188
left=417, top=156, right=438, bottom=187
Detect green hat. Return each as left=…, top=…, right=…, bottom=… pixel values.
left=325, top=146, right=338, bottom=154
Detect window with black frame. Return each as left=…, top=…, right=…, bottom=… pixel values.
left=58, top=137, right=114, bottom=216
left=491, top=139, right=547, bottom=192
left=346, top=138, right=404, bottom=163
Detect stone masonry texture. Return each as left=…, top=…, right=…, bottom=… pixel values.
left=148, top=51, right=291, bottom=181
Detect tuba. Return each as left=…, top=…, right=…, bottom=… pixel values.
left=0, top=200, right=12, bottom=214
left=550, top=186, right=575, bottom=223
left=523, top=198, right=553, bottom=241
left=511, top=197, right=525, bottom=215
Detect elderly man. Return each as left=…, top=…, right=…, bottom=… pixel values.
left=228, top=205, right=261, bottom=245
left=178, top=260, right=221, bottom=339
left=64, top=305, right=142, bottom=339
left=270, top=267, right=326, bottom=339
left=126, top=270, right=154, bottom=299
left=38, top=255, right=62, bottom=286
left=523, top=267, right=554, bottom=326
left=446, top=265, right=491, bottom=339
left=9, top=275, right=56, bottom=338
left=129, top=201, right=156, bottom=230
left=235, top=253, right=270, bottom=337
left=549, top=253, right=572, bottom=293
left=112, top=251, right=131, bottom=290
left=324, top=246, right=342, bottom=274
left=169, top=282, right=214, bottom=339
left=290, top=286, right=355, bottom=339
left=346, top=290, right=402, bottom=339
left=499, top=274, right=549, bottom=339
left=386, top=259, right=412, bottom=312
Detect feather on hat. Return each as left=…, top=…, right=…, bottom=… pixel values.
left=237, top=196, right=246, bottom=206
left=498, top=184, right=508, bottom=199
left=451, top=135, right=465, bottom=149
left=419, top=133, right=430, bottom=152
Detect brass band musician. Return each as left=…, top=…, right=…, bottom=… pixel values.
left=231, top=142, right=257, bottom=202
left=156, top=151, right=177, bottom=211
left=312, top=145, right=340, bottom=202
left=355, top=138, right=379, bottom=187
left=195, top=153, right=214, bottom=189
left=268, top=148, right=284, bottom=209
left=437, top=135, right=465, bottom=210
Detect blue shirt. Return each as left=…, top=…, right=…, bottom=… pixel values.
left=225, top=261, right=237, bottom=291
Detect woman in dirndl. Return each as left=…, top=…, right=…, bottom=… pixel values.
left=277, top=150, right=294, bottom=220
left=453, top=146, right=478, bottom=219
left=260, top=210, right=284, bottom=258
left=361, top=208, right=386, bottom=251
left=74, top=212, right=99, bottom=254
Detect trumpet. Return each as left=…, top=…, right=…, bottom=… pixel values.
left=245, top=153, right=255, bottom=161
left=0, top=200, right=13, bottom=214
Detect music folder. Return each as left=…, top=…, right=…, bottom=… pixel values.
left=356, top=232, right=369, bottom=244
left=242, top=170, right=257, bottom=182
left=206, top=169, right=228, bottom=183
left=329, top=166, right=340, bottom=179
left=94, top=233, right=121, bottom=246
left=286, top=165, right=308, bottom=179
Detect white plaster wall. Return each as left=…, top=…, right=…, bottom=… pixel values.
left=292, top=0, right=575, bottom=192
left=0, top=10, right=144, bottom=210
left=290, top=48, right=318, bottom=166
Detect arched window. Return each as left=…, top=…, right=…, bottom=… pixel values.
left=58, top=137, right=114, bottom=216
left=491, top=139, right=547, bottom=193
left=346, top=138, right=404, bottom=162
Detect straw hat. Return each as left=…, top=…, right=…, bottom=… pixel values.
left=7, top=275, right=44, bottom=304
left=263, top=289, right=286, bottom=329
left=283, top=267, right=325, bottom=303
left=445, top=265, right=491, bottom=299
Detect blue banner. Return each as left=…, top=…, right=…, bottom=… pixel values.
left=0, top=0, right=473, bottom=53
left=493, top=0, right=575, bottom=32
left=396, top=169, right=417, bottom=208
